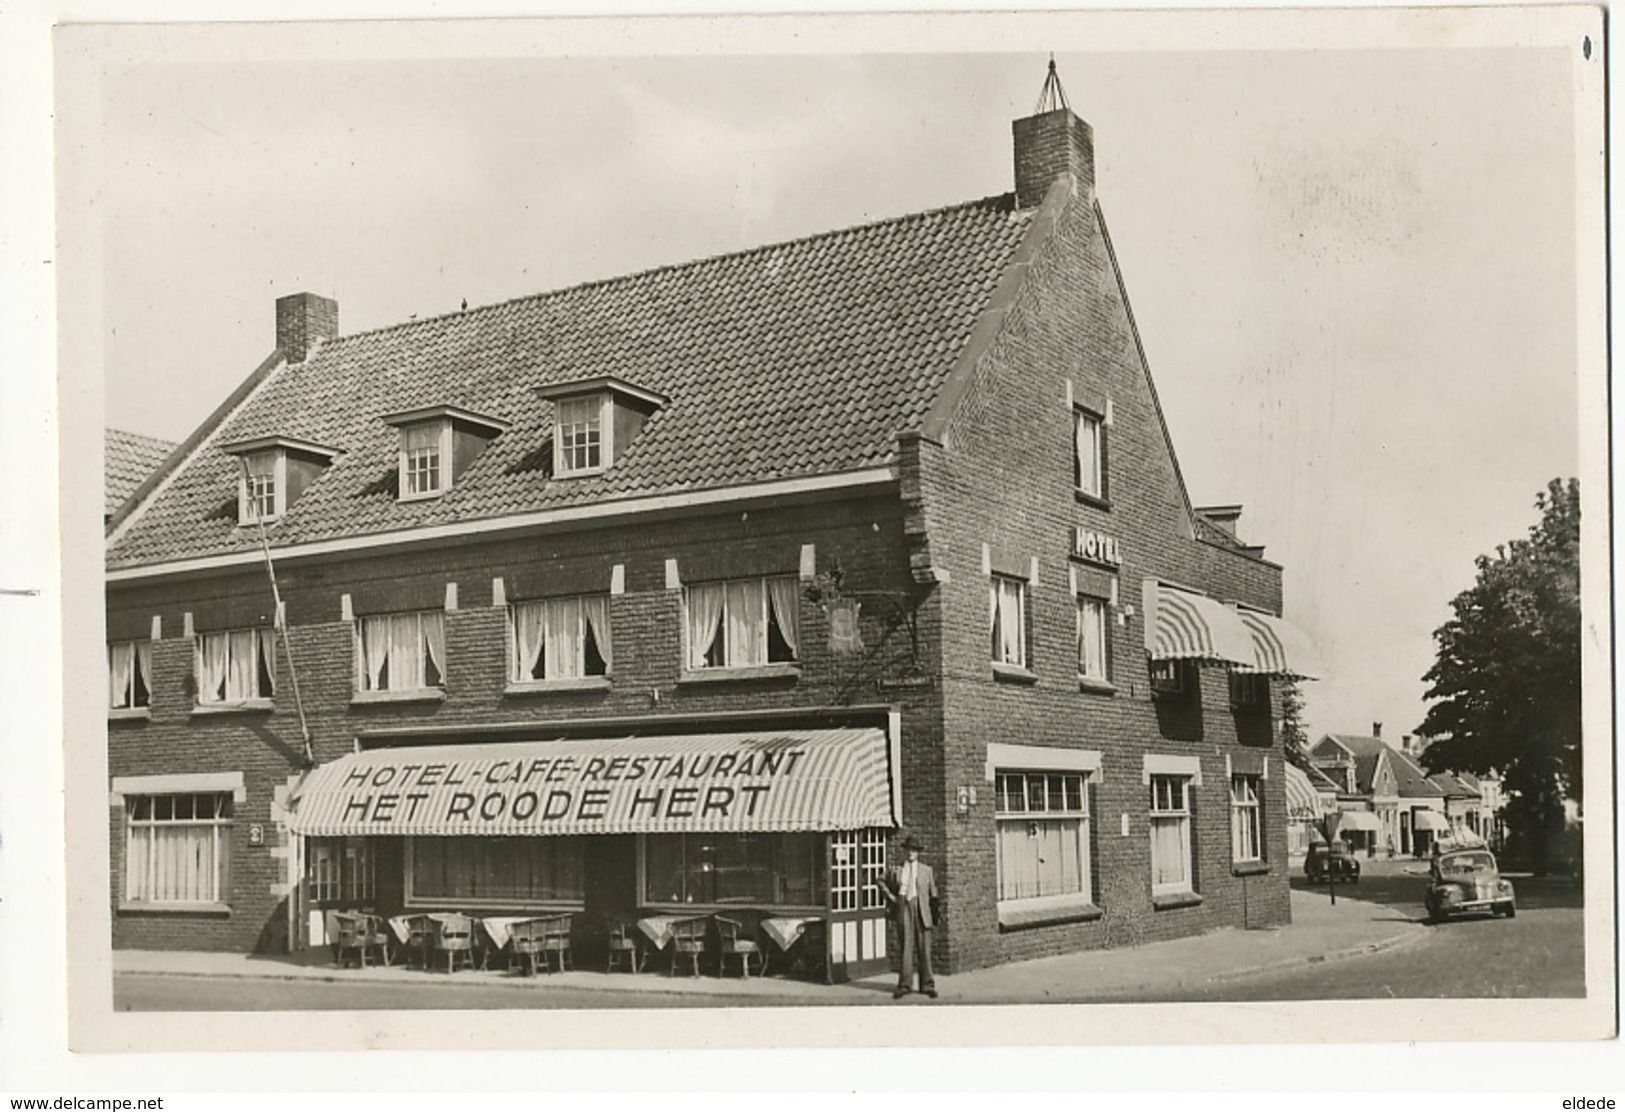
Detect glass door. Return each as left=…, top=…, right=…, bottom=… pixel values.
left=824, top=828, right=890, bottom=983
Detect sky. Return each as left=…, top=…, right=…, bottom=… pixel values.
left=82, top=21, right=1588, bottom=747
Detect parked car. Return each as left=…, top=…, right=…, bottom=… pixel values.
left=1305, top=840, right=1361, bottom=884
left=1424, top=846, right=1516, bottom=923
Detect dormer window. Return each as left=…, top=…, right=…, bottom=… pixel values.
left=535, top=375, right=667, bottom=479
left=220, top=436, right=340, bottom=526
left=380, top=406, right=509, bottom=502
left=556, top=395, right=607, bottom=476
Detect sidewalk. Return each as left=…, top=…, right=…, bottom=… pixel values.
left=113, top=889, right=1424, bottom=1005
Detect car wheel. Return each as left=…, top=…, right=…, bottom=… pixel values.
left=1502, top=902, right=1516, bottom=919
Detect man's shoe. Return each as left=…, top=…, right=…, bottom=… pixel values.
left=892, top=987, right=909, bottom=999
left=924, top=987, right=938, bottom=999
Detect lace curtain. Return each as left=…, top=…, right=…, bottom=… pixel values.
left=686, top=582, right=725, bottom=669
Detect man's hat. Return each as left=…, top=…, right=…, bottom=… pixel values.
left=902, top=834, right=924, bottom=851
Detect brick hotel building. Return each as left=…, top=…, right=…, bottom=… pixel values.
left=104, top=75, right=1320, bottom=977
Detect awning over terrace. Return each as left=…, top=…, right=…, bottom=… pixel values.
left=286, top=727, right=897, bottom=837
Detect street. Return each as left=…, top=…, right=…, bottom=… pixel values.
left=113, top=864, right=1585, bottom=1011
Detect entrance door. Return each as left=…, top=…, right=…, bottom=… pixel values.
left=824, top=829, right=890, bottom=983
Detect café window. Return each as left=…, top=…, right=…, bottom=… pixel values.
left=356, top=610, right=445, bottom=693
left=307, top=837, right=376, bottom=904
left=509, top=596, right=611, bottom=682
left=194, top=627, right=276, bottom=706
left=124, top=792, right=232, bottom=904
left=830, top=829, right=888, bottom=912
left=1077, top=595, right=1110, bottom=682
left=1149, top=773, right=1196, bottom=896
left=643, top=831, right=826, bottom=908
left=990, top=574, right=1028, bottom=669
left=684, top=576, right=800, bottom=670
left=409, top=837, right=584, bottom=906
left=109, top=639, right=152, bottom=710
left=1231, top=774, right=1264, bottom=864
left=995, top=771, right=1092, bottom=904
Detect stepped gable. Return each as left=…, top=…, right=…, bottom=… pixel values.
left=108, top=195, right=1035, bottom=569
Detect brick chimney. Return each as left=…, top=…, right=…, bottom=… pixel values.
left=1373, top=721, right=1383, bottom=740
left=1013, top=107, right=1095, bottom=210
left=276, top=292, right=339, bottom=363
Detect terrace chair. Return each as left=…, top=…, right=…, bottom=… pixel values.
left=538, top=914, right=573, bottom=974
left=715, top=915, right=765, bottom=978
left=667, top=916, right=709, bottom=977
left=605, top=917, right=644, bottom=974
left=508, top=918, right=551, bottom=977
left=334, top=912, right=392, bottom=969
left=401, top=914, right=435, bottom=969
left=433, top=913, right=477, bottom=974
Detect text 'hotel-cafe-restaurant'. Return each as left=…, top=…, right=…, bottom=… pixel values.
left=103, top=70, right=1322, bottom=979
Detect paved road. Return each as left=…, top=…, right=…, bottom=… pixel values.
left=1127, top=866, right=1586, bottom=1003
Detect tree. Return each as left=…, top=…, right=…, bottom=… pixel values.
left=1279, top=679, right=1313, bottom=772
left=1417, top=478, right=1580, bottom=870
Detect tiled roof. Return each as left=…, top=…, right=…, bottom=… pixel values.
left=105, top=429, right=176, bottom=518
left=109, top=195, right=1036, bottom=569
left=1325, top=735, right=1447, bottom=799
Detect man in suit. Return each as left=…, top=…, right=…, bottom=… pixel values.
left=882, top=833, right=939, bottom=999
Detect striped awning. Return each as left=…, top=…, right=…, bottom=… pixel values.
left=1284, top=763, right=1325, bottom=821
left=1142, top=581, right=1254, bottom=665
left=287, top=727, right=896, bottom=837
left=1412, top=809, right=1451, bottom=832
left=1333, top=810, right=1382, bottom=833
left=1235, top=610, right=1325, bottom=680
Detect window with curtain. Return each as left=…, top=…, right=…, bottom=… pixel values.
left=1231, top=774, right=1263, bottom=863
left=995, top=771, right=1091, bottom=903
left=194, top=628, right=275, bottom=705
left=124, top=792, right=232, bottom=904
left=509, top=596, right=611, bottom=682
left=555, top=395, right=605, bottom=475
left=240, top=450, right=281, bottom=524
left=990, top=574, right=1027, bottom=668
left=401, top=421, right=445, bottom=497
left=409, top=837, right=584, bottom=904
left=109, top=639, right=152, bottom=709
left=307, top=836, right=376, bottom=903
left=356, top=610, right=445, bottom=692
left=643, top=831, right=826, bottom=907
left=1074, top=407, right=1105, bottom=498
left=684, top=576, right=799, bottom=670
left=1149, top=773, right=1195, bottom=895
left=1076, top=594, right=1109, bottom=681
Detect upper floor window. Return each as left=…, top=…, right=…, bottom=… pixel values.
left=109, top=639, right=152, bottom=710
left=1077, top=595, right=1110, bottom=682
left=195, top=627, right=275, bottom=706
left=1149, top=658, right=1194, bottom=699
left=243, top=451, right=281, bottom=522
left=1230, top=672, right=1270, bottom=711
left=402, top=421, right=447, bottom=498
left=221, top=436, right=340, bottom=526
left=990, top=574, right=1028, bottom=669
left=510, top=596, right=612, bottom=682
left=685, top=576, right=800, bottom=670
left=356, top=610, right=445, bottom=693
left=1074, top=407, right=1106, bottom=499
left=556, top=395, right=607, bottom=476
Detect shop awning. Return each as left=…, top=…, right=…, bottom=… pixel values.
left=1411, top=809, right=1451, bottom=832
left=1332, top=810, right=1382, bottom=833
left=1142, top=580, right=1254, bottom=665
left=287, top=727, right=897, bottom=837
left=1284, top=763, right=1325, bottom=821
left=1234, top=610, right=1325, bottom=681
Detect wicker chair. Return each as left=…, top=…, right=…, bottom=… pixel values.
left=715, top=916, right=765, bottom=978
left=605, top=917, right=644, bottom=973
left=334, top=912, right=392, bottom=969
left=510, top=914, right=572, bottom=975
left=400, top=914, right=435, bottom=969
left=433, top=913, right=477, bottom=973
left=667, top=916, right=709, bottom=977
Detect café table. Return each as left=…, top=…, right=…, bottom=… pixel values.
left=635, top=914, right=690, bottom=952
left=479, top=916, right=539, bottom=951
left=388, top=911, right=484, bottom=968
left=760, top=916, right=826, bottom=980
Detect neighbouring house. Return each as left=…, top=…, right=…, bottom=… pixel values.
left=104, top=69, right=1321, bottom=975
left=105, top=429, right=176, bottom=523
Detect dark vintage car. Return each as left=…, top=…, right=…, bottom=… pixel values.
left=1424, top=846, right=1516, bottom=923
left=1304, top=840, right=1361, bottom=883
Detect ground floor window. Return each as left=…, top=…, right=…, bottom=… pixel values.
left=1230, top=774, right=1263, bottom=863
left=996, top=770, right=1092, bottom=902
left=409, top=836, right=584, bottom=904
left=644, top=831, right=826, bottom=907
left=1149, top=774, right=1195, bottom=895
left=124, top=792, right=232, bottom=903
left=308, top=836, right=377, bottom=904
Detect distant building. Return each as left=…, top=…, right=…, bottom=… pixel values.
left=105, top=429, right=176, bottom=522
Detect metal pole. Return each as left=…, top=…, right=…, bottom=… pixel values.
left=240, top=458, right=314, bottom=766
